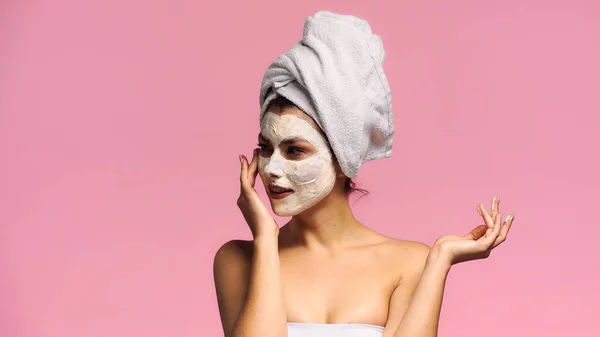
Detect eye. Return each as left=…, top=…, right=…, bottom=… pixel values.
left=257, top=143, right=273, bottom=155
left=287, top=146, right=305, bottom=155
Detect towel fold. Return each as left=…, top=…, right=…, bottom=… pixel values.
left=259, top=10, right=394, bottom=178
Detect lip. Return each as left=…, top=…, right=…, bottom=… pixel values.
left=268, top=184, right=294, bottom=200
left=269, top=190, right=294, bottom=199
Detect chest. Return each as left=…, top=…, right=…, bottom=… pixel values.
left=279, top=250, right=398, bottom=326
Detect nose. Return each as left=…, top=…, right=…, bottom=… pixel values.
left=265, top=149, right=285, bottom=178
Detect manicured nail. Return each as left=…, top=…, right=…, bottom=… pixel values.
left=505, top=214, right=513, bottom=222
left=477, top=203, right=483, bottom=215
left=492, top=197, right=497, bottom=211
left=239, top=155, right=243, bottom=164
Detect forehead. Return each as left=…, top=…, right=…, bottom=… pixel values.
left=262, top=105, right=322, bottom=133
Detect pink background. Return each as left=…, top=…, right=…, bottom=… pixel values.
left=2, top=0, right=599, bottom=336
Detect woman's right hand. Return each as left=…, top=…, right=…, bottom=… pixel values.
left=237, top=149, right=279, bottom=240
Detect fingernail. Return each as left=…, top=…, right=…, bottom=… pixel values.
left=492, top=197, right=497, bottom=211
left=239, top=155, right=243, bottom=164
left=505, top=214, right=513, bottom=222
left=477, top=203, right=482, bottom=215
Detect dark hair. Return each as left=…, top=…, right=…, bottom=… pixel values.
left=268, top=94, right=302, bottom=111
left=344, top=178, right=369, bottom=199
left=267, top=95, right=369, bottom=198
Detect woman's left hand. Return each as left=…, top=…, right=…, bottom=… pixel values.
left=432, top=196, right=515, bottom=265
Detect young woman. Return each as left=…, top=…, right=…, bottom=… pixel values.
left=213, top=11, right=515, bottom=337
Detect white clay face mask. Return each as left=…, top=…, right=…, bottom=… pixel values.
left=258, top=111, right=336, bottom=216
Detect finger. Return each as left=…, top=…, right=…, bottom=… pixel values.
left=495, top=213, right=502, bottom=232
left=479, top=212, right=502, bottom=247
left=248, top=149, right=260, bottom=188
left=484, top=213, right=497, bottom=237
left=491, top=196, right=499, bottom=219
left=492, top=214, right=515, bottom=248
left=464, top=224, right=488, bottom=240
left=477, top=202, right=495, bottom=229
left=240, top=155, right=249, bottom=192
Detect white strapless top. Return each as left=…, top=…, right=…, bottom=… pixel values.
left=287, top=323, right=384, bottom=337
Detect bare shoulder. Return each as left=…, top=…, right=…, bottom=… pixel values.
left=213, top=239, right=255, bottom=293
left=375, top=235, right=431, bottom=275
left=387, top=237, right=430, bottom=257
left=213, top=240, right=254, bottom=337
left=213, top=239, right=253, bottom=275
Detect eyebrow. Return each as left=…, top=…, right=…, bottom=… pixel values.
left=257, top=133, right=308, bottom=144
left=282, top=136, right=309, bottom=144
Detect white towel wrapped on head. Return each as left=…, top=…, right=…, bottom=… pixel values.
left=259, top=10, right=394, bottom=178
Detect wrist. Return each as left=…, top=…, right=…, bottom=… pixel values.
left=427, top=244, right=453, bottom=271
left=253, top=235, right=279, bottom=249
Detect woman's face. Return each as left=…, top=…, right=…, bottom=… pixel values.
left=257, top=107, right=337, bottom=216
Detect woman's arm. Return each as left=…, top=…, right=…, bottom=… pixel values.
left=385, top=198, right=514, bottom=337
left=385, top=246, right=450, bottom=337
left=214, top=237, right=287, bottom=337
left=214, top=151, right=288, bottom=337
left=235, top=237, right=287, bottom=337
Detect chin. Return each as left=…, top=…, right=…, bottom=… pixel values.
left=272, top=206, right=299, bottom=217
left=271, top=202, right=305, bottom=217
left=272, top=196, right=327, bottom=217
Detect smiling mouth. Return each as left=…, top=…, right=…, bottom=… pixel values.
left=268, top=186, right=294, bottom=199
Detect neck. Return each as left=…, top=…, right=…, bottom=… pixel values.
left=285, top=185, right=367, bottom=249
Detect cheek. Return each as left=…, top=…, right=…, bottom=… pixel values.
left=287, top=155, right=326, bottom=184
left=258, top=156, right=269, bottom=179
